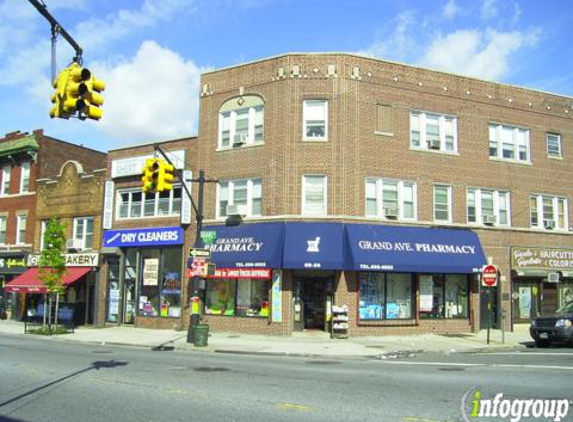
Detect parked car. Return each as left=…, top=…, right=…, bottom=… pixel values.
left=530, top=302, right=573, bottom=347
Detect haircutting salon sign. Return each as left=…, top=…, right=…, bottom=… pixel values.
left=512, top=247, right=573, bottom=270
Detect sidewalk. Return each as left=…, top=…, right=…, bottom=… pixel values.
left=0, top=319, right=532, bottom=359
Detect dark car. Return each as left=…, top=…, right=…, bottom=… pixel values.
left=530, top=302, right=573, bottom=347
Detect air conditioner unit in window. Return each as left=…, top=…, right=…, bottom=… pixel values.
left=428, top=139, right=441, bottom=150
left=233, top=134, right=248, bottom=146
left=383, top=207, right=399, bottom=218
left=483, top=215, right=497, bottom=225
left=543, top=219, right=555, bottom=230
left=66, top=238, right=83, bottom=251
left=226, top=204, right=247, bottom=217
left=547, top=272, right=560, bottom=283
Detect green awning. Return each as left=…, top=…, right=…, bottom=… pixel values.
left=0, top=134, right=39, bottom=157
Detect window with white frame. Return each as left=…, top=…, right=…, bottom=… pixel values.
left=217, top=178, right=262, bottom=218
left=410, top=111, right=457, bottom=152
left=39, top=220, right=47, bottom=250
left=303, top=100, right=328, bottom=140
left=546, top=133, right=562, bottom=158
left=1, top=165, right=10, bottom=196
left=530, top=194, right=568, bottom=231
left=0, top=216, right=6, bottom=244
left=433, top=184, right=452, bottom=222
left=20, top=161, right=30, bottom=193
left=489, top=124, right=530, bottom=163
left=467, top=188, right=510, bottom=226
left=16, top=214, right=27, bottom=244
left=366, top=178, right=417, bottom=220
left=302, top=175, right=327, bottom=215
left=218, top=96, right=264, bottom=149
left=116, top=187, right=182, bottom=219
left=73, top=217, right=94, bottom=250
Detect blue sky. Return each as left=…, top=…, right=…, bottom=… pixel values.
left=0, top=0, right=571, bottom=151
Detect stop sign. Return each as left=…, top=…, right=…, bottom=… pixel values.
left=481, top=264, right=498, bottom=287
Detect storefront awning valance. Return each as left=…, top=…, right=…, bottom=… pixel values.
left=345, top=224, right=486, bottom=274
left=282, top=222, right=346, bottom=270
left=203, top=223, right=284, bottom=268
left=4, top=267, right=91, bottom=293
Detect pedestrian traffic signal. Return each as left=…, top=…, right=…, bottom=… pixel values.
left=141, top=158, right=160, bottom=193
left=156, top=161, right=175, bottom=192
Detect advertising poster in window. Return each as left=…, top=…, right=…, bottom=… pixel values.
left=519, top=287, right=532, bottom=319
left=143, top=258, right=159, bottom=286
left=420, top=275, right=434, bottom=312
left=271, top=270, right=282, bottom=322
left=162, top=272, right=181, bottom=294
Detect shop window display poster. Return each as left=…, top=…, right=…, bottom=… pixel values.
left=419, top=275, right=433, bottom=312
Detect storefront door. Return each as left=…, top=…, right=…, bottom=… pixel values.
left=480, top=286, right=498, bottom=329
left=122, top=278, right=135, bottom=324
left=293, top=272, right=334, bottom=331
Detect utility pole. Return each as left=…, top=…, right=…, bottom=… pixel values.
left=152, top=145, right=216, bottom=342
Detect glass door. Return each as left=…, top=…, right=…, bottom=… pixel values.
left=123, top=249, right=137, bottom=324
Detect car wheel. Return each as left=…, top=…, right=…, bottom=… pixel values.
left=535, top=339, right=551, bottom=347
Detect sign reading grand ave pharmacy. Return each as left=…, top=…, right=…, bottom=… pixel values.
left=103, top=227, right=184, bottom=248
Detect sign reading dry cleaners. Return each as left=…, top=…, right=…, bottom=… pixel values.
left=103, top=227, right=184, bottom=248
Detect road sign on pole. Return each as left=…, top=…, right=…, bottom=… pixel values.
left=481, top=264, right=498, bottom=287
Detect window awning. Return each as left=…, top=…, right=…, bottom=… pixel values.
left=4, top=267, right=91, bottom=293
left=203, top=223, right=284, bottom=269
left=345, top=224, right=486, bottom=274
left=282, top=222, right=346, bottom=270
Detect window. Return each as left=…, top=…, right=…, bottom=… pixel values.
left=1, top=166, right=10, bottom=196
left=303, top=100, right=328, bottom=140
left=359, top=273, right=414, bottom=320
left=467, top=188, right=510, bottom=226
left=20, top=161, right=30, bottom=193
left=547, top=133, right=562, bottom=158
left=116, top=187, right=182, bottom=219
left=73, top=217, right=94, bottom=250
left=365, top=178, right=417, bottom=220
left=16, top=214, right=27, bottom=244
left=410, top=111, right=457, bottom=152
left=138, top=248, right=182, bottom=318
left=529, top=194, right=569, bottom=231
left=489, top=124, right=530, bottom=163
left=216, top=179, right=262, bottom=218
left=433, top=185, right=452, bottom=223
left=39, top=220, right=48, bottom=250
left=420, top=274, right=469, bottom=319
left=302, top=175, right=327, bottom=215
left=218, top=96, right=264, bottom=149
left=205, top=278, right=271, bottom=317
left=376, top=104, right=394, bottom=135
left=0, top=216, right=6, bottom=244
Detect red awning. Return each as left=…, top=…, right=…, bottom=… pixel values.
left=4, top=267, right=91, bottom=294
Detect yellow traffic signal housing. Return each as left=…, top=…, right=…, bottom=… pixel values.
left=50, top=67, right=71, bottom=118
left=62, top=63, right=105, bottom=120
left=156, top=161, right=175, bottom=192
left=141, top=158, right=160, bottom=193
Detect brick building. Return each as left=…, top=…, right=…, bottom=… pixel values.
left=0, top=129, right=106, bottom=321
left=193, top=53, right=572, bottom=336
left=99, top=137, right=198, bottom=329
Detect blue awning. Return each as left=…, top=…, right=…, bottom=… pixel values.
left=282, top=223, right=346, bottom=270
left=345, top=224, right=486, bottom=274
left=203, top=223, right=284, bottom=268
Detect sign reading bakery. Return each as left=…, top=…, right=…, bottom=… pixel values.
left=511, top=247, right=573, bottom=270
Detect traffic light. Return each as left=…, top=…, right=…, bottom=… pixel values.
left=63, top=63, right=105, bottom=120
left=141, top=158, right=160, bottom=193
left=50, top=67, right=71, bottom=118
left=156, top=161, right=175, bottom=192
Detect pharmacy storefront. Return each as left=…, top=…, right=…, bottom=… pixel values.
left=102, top=226, right=184, bottom=328
left=511, top=247, right=573, bottom=322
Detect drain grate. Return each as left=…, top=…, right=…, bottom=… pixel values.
left=438, top=367, right=465, bottom=371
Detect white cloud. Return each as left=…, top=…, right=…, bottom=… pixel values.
left=92, top=40, right=206, bottom=144
left=481, top=0, right=497, bottom=19
left=442, top=0, right=460, bottom=20
left=74, top=0, right=192, bottom=52
left=357, top=12, right=417, bottom=62
left=421, top=28, right=539, bottom=80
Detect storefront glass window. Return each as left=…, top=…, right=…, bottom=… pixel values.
left=420, top=274, right=468, bottom=319
left=139, top=250, right=160, bottom=317
left=205, top=278, right=270, bottom=317
left=359, top=273, right=413, bottom=320
left=160, top=248, right=182, bottom=318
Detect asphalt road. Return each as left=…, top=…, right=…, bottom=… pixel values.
left=0, top=334, right=572, bottom=422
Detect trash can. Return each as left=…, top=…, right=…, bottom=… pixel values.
left=193, top=324, right=209, bottom=347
